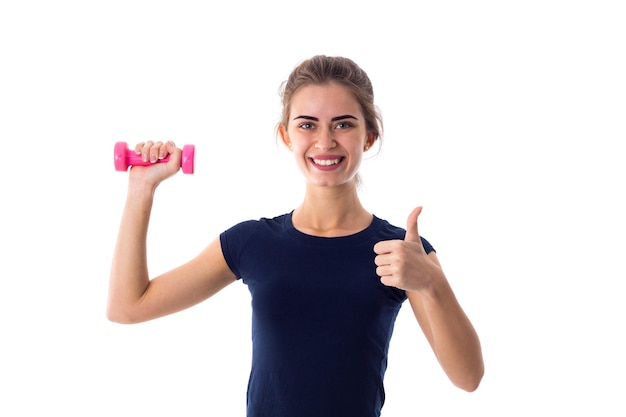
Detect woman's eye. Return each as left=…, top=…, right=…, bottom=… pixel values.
left=299, top=123, right=313, bottom=130
left=336, top=122, right=353, bottom=129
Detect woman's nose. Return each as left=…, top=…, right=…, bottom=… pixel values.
left=315, top=130, right=336, bottom=151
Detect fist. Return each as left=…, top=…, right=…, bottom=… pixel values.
left=373, top=207, right=441, bottom=291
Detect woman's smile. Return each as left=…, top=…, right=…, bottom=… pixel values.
left=310, top=155, right=345, bottom=170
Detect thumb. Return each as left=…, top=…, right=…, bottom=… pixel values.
left=405, top=206, right=423, bottom=242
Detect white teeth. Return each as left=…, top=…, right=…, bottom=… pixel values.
left=313, top=158, right=341, bottom=166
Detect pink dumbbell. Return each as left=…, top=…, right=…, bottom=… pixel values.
left=114, top=141, right=195, bottom=174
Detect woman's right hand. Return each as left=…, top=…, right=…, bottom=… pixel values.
left=129, top=140, right=182, bottom=187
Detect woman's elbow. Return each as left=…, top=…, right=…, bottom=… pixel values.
left=106, top=303, right=140, bottom=324
left=455, top=364, right=484, bottom=392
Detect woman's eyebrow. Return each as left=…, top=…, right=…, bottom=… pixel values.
left=331, top=114, right=358, bottom=122
left=293, top=115, right=318, bottom=121
left=292, top=114, right=358, bottom=121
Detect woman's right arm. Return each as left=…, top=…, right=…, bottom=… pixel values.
left=107, top=141, right=237, bottom=324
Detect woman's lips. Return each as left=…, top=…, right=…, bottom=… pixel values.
left=309, top=155, right=345, bottom=170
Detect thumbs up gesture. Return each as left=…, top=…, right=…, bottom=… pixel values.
left=374, top=207, right=443, bottom=292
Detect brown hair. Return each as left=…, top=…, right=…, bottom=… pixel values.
left=277, top=55, right=383, bottom=148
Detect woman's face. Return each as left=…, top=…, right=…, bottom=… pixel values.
left=279, top=82, right=375, bottom=188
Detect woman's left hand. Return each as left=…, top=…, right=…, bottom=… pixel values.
left=373, top=206, right=444, bottom=292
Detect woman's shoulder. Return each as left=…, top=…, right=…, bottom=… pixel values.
left=222, top=212, right=291, bottom=235
left=372, top=215, right=405, bottom=239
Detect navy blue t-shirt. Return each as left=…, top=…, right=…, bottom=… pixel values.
left=220, top=212, right=435, bottom=417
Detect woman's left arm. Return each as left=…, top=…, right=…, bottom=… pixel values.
left=374, top=207, right=484, bottom=391
left=406, top=251, right=484, bottom=392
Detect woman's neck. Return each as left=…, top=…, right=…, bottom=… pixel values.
left=292, top=183, right=372, bottom=237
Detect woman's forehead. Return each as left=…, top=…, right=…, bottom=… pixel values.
left=290, top=83, right=361, bottom=118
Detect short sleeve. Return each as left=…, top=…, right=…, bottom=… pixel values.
left=219, top=220, right=259, bottom=279
left=420, top=236, right=436, bottom=254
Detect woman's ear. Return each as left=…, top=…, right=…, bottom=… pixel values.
left=364, top=132, right=377, bottom=151
left=278, top=125, right=292, bottom=150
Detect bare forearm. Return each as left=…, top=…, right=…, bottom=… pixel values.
left=423, top=287, right=484, bottom=391
left=107, top=181, right=156, bottom=323
left=418, top=279, right=484, bottom=391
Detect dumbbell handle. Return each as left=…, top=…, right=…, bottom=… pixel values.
left=114, top=141, right=195, bottom=174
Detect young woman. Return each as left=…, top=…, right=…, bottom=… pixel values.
left=108, top=55, right=484, bottom=417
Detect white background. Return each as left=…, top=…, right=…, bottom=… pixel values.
left=1, top=1, right=625, bottom=416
